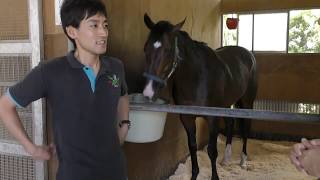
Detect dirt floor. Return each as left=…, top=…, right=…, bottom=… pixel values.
left=169, top=136, right=316, bottom=180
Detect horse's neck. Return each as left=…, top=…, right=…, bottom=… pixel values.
left=176, top=34, right=209, bottom=73
left=176, top=33, right=195, bottom=64
left=173, top=35, right=202, bottom=85
left=174, top=34, right=229, bottom=85
left=178, top=34, right=228, bottom=72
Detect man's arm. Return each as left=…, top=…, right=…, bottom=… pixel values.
left=118, top=94, right=129, bottom=145
left=0, top=95, right=53, bottom=160
left=117, top=94, right=129, bottom=145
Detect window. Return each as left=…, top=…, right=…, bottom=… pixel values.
left=289, top=9, right=320, bottom=53
left=238, top=14, right=253, bottom=51
left=222, top=14, right=237, bottom=46
left=254, top=13, right=287, bottom=52
left=222, top=9, right=320, bottom=53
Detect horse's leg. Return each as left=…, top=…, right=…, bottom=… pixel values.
left=238, top=100, right=253, bottom=169
left=238, top=62, right=257, bottom=168
left=220, top=117, right=234, bottom=166
left=180, top=114, right=199, bottom=180
left=206, top=116, right=220, bottom=180
left=238, top=117, right=251, bottom=168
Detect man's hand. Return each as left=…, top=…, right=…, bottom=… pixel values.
left=290, top=138, right=320, bottom=176
left=290, top=142, right=306, bottom=171
left=299, top=147, right=320, bottom=177
left=310, top=139, right=320, bottom=146
left=0, top=95, right=56, bottom=161
left=27, top=143, right=56, bottom=160
left=290, top=138, right=312, bottom=172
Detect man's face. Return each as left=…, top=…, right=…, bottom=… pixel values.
left=71, top=13, right=108, bottom=55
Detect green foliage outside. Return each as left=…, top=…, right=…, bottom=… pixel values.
left=289, top=10, right=320, bottom=53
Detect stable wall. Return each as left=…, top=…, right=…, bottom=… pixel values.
left=256, top=53, right=320, bottom=103
left=252, top=53, right=320, bottom=139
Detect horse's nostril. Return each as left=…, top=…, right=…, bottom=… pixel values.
left=143, top=80, right=155, bottom=98
left=143, top=88, right=154, bottom=99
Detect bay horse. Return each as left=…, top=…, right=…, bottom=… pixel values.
left=142, top=13, right=257, bottom=180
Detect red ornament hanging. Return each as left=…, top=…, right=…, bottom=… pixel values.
left=226, top=17, right=239, bottom=30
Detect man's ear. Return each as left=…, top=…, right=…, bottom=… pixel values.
left=66, top=26, right=77, bottom=39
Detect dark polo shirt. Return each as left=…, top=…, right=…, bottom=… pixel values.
left=7, top=51, right=128, bottom=180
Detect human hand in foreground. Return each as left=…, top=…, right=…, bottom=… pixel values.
left=290, top=138, right=320, bottom=177
left=299, top=140, right=320, bottom=177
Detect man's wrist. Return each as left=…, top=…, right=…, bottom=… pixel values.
left=119, top=120, right=131, bottom=128
left=24, top=142, right=36, bottom=155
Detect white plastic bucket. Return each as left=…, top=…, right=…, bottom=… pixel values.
left=125, top=94, right=168, bottom=143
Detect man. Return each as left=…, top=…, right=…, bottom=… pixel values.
left=0, top=0, right=129, bottom=179
left=290, top=138, right=320, bottom=178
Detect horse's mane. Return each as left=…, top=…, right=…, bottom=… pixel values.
left=150, top=21, right=209, bottom=50
left=178, top=31, right=208, bottom=48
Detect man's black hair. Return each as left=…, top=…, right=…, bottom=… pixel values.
left=60, top=0, right=107, bottom=49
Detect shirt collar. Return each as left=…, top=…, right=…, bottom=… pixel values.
left=99, top=57, right=112, bottom=74
left=67, top=51, right=84, bottom=68
left=67, top=51, right=112, bottom=75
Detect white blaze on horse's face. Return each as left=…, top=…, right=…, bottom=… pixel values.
left=143, top=80, right=155, bottom=99
left=153, top=41, right=162, bottom=49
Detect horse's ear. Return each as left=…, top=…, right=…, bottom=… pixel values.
left=144, top=13, right=155, bottom=30
left=172, top=17, right=186, bottom=32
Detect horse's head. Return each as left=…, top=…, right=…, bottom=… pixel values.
left=142, top=13, right=186, bottom=100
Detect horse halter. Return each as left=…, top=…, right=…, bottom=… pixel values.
left=143, top=36, right=183, bottom=86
